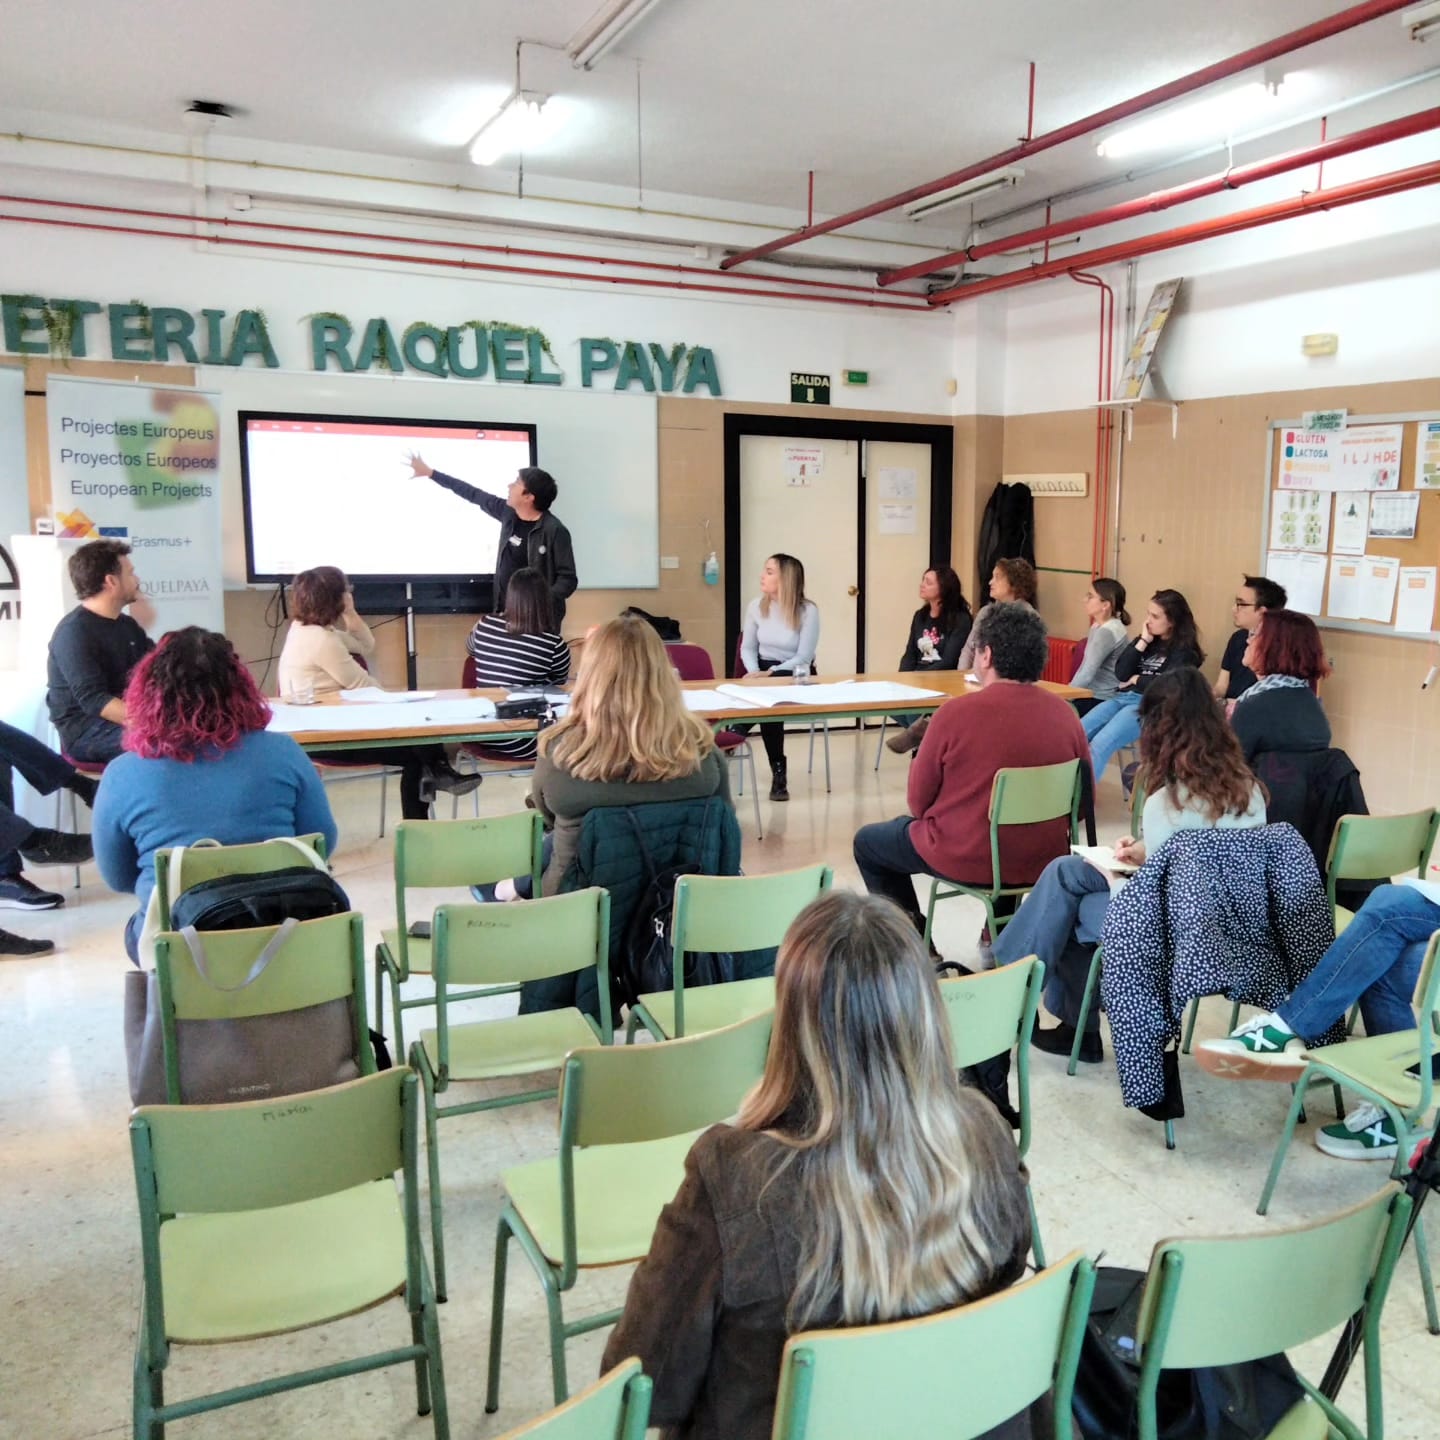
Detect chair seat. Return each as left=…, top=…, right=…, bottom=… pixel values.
left=1305, top=1030, right=1426, bottom=1112
left=1334, top=905, right=1354, bottom=936
left=1265, top=1396, right=1331, bottom=1440
left=159, top=1180, right=405, bottom=1343
left=420, top=1008, right=599, bottom=1082
left=635, top=978, right=776, bottom=1038
left=503, top=1131, right=700, bottom=1266
left=379, top=929, right=432, bottom=978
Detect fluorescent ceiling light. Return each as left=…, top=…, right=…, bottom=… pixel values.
left=1403, top=1, right=1440, bottom=39
left=567, top=0, right=670, bottom=70
left=1097, top=79, right=1288, bottom=160
left=469, top=92, right=560, bottom=166
left=904, top=167, right=1025, bottom=220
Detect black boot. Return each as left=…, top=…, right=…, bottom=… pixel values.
left=769, top=759, right=789, bottom=801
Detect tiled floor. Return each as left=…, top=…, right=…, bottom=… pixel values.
left=2, top=729, right=1432, bottom=1439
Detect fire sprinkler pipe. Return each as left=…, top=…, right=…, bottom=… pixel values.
left=879, top=105, right=1440, bottom=286
left=719, top=0, right=1418, bottom=270
left=924, top=156, right=1440, bottom=306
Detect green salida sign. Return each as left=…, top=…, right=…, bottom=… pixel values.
left=0, top=295, right=723, bottom=396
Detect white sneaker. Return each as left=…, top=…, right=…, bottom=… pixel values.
left=1194, top=1012, right=1308, bottom=1082
left=1315, top=1104, right=1399, bottom=1162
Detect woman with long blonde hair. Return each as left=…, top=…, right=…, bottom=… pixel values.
left=604, top=890, right=1035, bottom=1440
left=532, top=613, right=732, bottom=895
left=736, top=552, right=820, bottom=801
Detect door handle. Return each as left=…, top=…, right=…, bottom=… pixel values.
left=847, top=585, right=859, bottom=597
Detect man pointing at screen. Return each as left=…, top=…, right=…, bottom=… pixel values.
left=406, top=454, right=578, bottom=622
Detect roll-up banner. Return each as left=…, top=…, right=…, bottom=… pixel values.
left=45, top=377, right=223, bottom=634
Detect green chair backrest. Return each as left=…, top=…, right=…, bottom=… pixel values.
left=983, top=760, right=1082, bottom=888
left=133, top=1067, right=411, bottom=1216
left=431, top=888, right=614, bottom=1042
left=391, top=812, right=545, bottom=969
left=493, top=1359, right=651, bottom=1440
left=672, top=864, right=833, bottom=957
left=1326, top=810, right=1440, bottom=903
left=1134, top=1184, right=1409, bottom=1371
left=562, top=1010, right=774, bottom=1150
left=153, top=833, right=329, bottom=930
left=772, top=1252, right=1095, bottom=1440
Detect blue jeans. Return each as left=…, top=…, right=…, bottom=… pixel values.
left=1280, top=885, right=1440, bottom=1041
left=994, top=855, right=1111, bottom=1030
left=1082, top=691, right=1142, bottom=781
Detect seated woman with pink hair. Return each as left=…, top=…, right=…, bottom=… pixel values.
left=93, top=627, right=337, bottom=964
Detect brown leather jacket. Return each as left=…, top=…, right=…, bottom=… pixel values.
left=603, top=1123, right=1046, bottom=1440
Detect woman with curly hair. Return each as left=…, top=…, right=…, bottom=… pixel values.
left=954, top=556, right=1038, bottom=672
left=991, top=667, right=1265, bottom=1061
left=92, top=627, right=337, bottom=964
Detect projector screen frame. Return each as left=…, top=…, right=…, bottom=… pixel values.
left=238, top=408, right=539, bottom=585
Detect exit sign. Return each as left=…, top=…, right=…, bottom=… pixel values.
left=844, top=370, right=869, bottom=385
left=790, top=371, right=831, bottom=405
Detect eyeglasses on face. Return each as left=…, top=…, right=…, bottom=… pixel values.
left=1233, top=599, right=1257, bottom=609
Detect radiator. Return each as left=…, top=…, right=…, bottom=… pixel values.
left=1042, top=636, right=1081, bottom=685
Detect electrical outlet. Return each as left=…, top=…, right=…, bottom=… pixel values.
left=660, top=555, right=680, bottom=570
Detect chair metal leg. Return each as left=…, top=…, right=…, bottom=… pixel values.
left=1345, top=1000, right=1361, bottom=1036
left=873, top=716, right=890, bottom=771
left=1069, top=951, right=1104, bottom=1077
left=1181, top=999, right=1200, bottom=1055
left=1257, top=1076, right=1310, bottom=1215
left=379, top=769, right=389, bottom=838
left=413, top=1046, right=449, bottom=1302
left=409, top=1306, right=433, bottom=1415
left=746, top=749, right=763, bottom=837
left=1413, top=1211, right=1440, bottom=1336
left=1027, top=1184, right=1047, bottom=1268
left=1163, top=1120, right=1176, bottom=1150
left=484, top=1213, right=513, bottom=1413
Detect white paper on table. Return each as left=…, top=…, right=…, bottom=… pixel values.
left=717, top=680, right=942, bottom=708
left=683, top=688, right=763, bottom=711
left=267, top=697, right=498, bottom=734
left=1265, top=551, right=1327, bottom=616
left=1359, top=555, right=1401, bottom=624
left=1331, top=493, right=1368, bottom=554
left=877, top=503, right=917, bottom=535
left=1394, top=567, right=1438, bottom=634
left=1326, top=556, right=1364, bottom=620
left=1072, top=845, right=1139, bottom=891
left=338, top=687, right=437, bottom=703
left=877, top=467, right=918, bottom=501
left=1367, top=491, right=1420, bottom=540
left=1267, top=490, right=1330, bottom=551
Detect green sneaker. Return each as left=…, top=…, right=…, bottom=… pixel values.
left=1316, top=1104, right=1399, bottom=1162
left=1194, top=1012, right=1307, bottom=1082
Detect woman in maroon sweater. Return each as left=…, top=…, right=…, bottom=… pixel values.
left=853, top=602, right=1090, bottom=944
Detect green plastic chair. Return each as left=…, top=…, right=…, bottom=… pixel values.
left=625, top=864, right=832, bottom=1041
left=1134, top=1184, right=1412, bottom=1440
left=938, top=957, right=1048, bottom=1265
left=410, top=887, right=614, bottom=1301
left=922, top=760, right=1081, bottom=947
left=152, top=832, right=330, bottom=930
left=485, top=1011, right=775, bottom=1412
left=772, top=1251, right=1096, bottom=1440
left=490, top=1359, right=651, bottom=1440
left=129, top=1068, right=448, bottom=1439
left=154, top=912, right=376, bottom=1105
left=375, top=813, right=545, bottom=1055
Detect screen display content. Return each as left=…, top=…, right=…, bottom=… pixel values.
left=240, top=412, right=537, bottom=581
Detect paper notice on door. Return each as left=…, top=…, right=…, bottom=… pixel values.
left=1266, top=550, right=1327, bottom=616
left=783, top=445, right=824, bottom=484
left=878, top=503, right=917, bottom=534
left=1394, top=567, right=1438, bottom=635
left=877, top=467, right=917, bottom=501
left=1327, top=556, right=1364, bottom=619
left=1332, top=493, right=1368, bottom=554
left=1368, top=491, right=1420, bottom=540
left=1359, top=556, right=1401, bottom=624
left=1268, top=490, right=1330, bottom=551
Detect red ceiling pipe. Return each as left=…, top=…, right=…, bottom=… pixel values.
left=719, top=0, right=1417, bottom=271
left=925, top=156, right=1440, bottom=306
left=880, top=104, right=1440, bottom=286
left=0, top=192, right=900, bottom=301
left=0, top=210, right=934, bottom=311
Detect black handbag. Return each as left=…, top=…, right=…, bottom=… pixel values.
left=1072, top=1267, right=1305, bottom=1440
left=169, top=866, right=351, bottom=931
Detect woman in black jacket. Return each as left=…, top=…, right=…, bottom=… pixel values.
left=1229, top=608, right=1331, bottom=763
left=887, top=566, right=972, bottom=754
left=1082, top=588, right=1203, bottom=780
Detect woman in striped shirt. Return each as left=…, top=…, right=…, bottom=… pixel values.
left=465, top=568, right=571, bottom=761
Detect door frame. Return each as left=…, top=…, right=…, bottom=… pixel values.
left=723, top=414, right=954, bottom=675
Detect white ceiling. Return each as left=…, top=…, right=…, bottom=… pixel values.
left=0, top=0, right=1437, bottom=257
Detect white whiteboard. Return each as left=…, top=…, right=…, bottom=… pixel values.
left=204, top=366, right=658, bottom=590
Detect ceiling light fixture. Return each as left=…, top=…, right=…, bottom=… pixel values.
left=1097, top=78, right=1289, bottom=160
left=904, top=167, right=1025, bottom=221
left=1404, top=1, right=1440, bottom=39
left=469, top=91, right=558, bottom=166
left=567, top=0, right=670, bottom=70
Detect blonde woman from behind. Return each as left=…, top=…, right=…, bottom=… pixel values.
left=603, top=889, right=1036, bottom=1440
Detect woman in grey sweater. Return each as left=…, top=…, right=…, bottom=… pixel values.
left=1070, top=577, right=1131, bottom=715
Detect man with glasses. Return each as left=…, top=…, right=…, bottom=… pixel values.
left=1213, top=574, right=1286, bottom=701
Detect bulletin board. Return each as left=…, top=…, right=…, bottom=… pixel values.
left=1261, top=411, right=1440, bottom=639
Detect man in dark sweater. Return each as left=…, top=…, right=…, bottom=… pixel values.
left=405, top=454, right=578, bottom=622
left=1213, top=574, right=1286, bottom=701
left=46, top=539, right=155, bottom=763
left=853, top=603, right=1091, bottom=948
